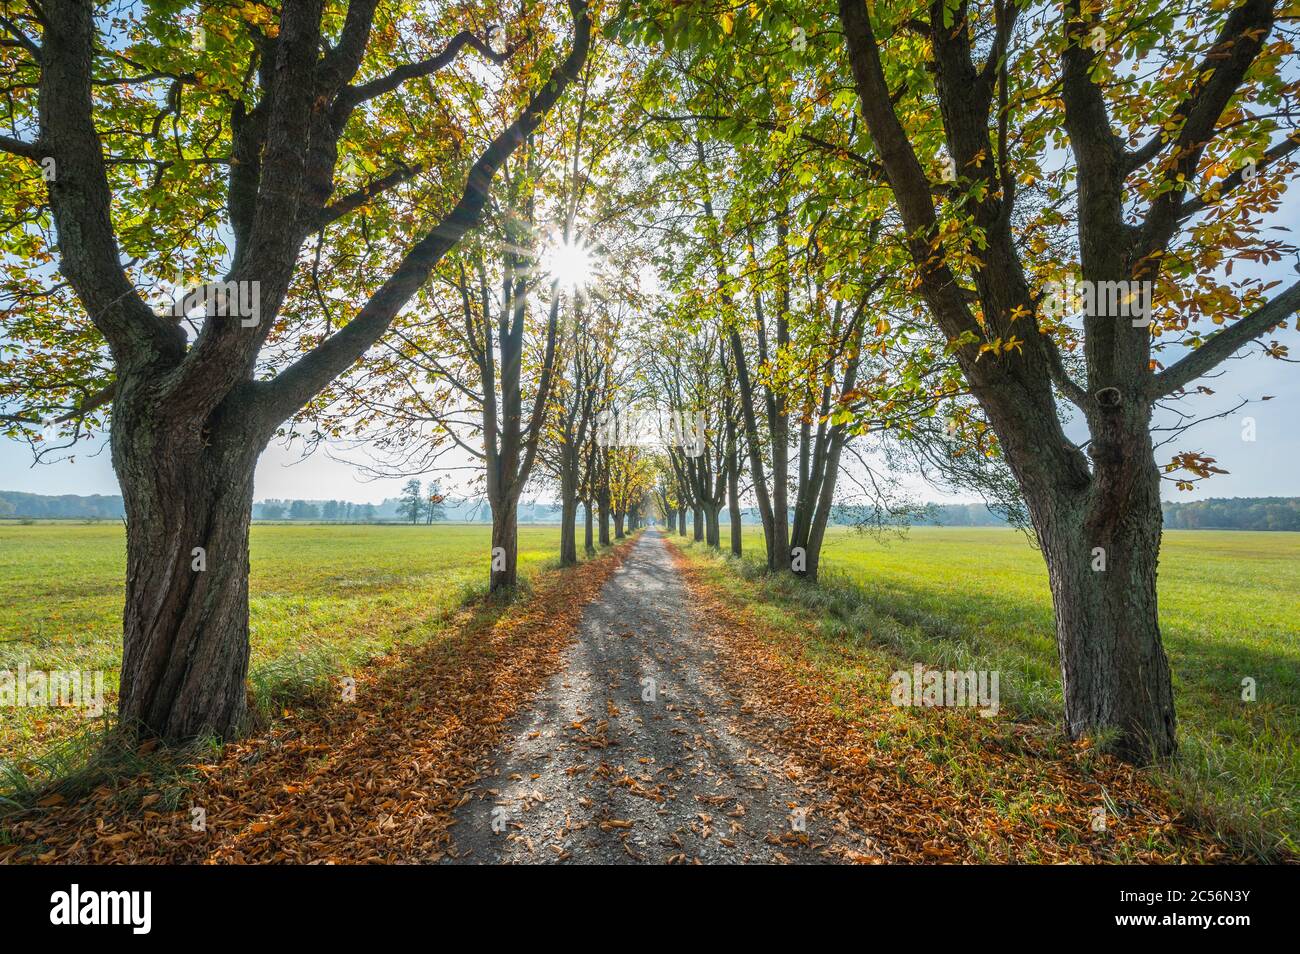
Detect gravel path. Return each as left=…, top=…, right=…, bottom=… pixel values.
left=444, top=530, right=860, bottom=864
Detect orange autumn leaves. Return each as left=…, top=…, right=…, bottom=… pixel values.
left=1, top=542, right=635, bottom=864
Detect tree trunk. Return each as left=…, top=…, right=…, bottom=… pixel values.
left=559, top=463, right=578, bottom=567
left=692, top=505, right=703, bottom=542
left=584, top=501, right=595, bottom=554
left=489, top=496, right=519, bottom=592
left=769, top=448, right=789, bottom=570
left=1030, top=435, right=1176, bottom=761
left=726, top=419, right=742, bottom=556
left=116, top=415, right=261, bottom=743
left=704, top=503, right=721, bottom=548
left=667, top=508, right=677, bottom=533
left=799, top=436, right=846, bottom=582
left=614, top=511, right=625, bottom=539
left=599, top=489, right=611, bottom=545
left=728, top=477, right=742, bottom=557
left=677, top=505, right=687, bottom=536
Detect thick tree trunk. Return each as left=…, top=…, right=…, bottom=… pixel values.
left=704, top=503, right=721, bottom=548
left=799, top=435, right=846, bottom=583
left=726, top=422, right=742, bottom=556
left=614, top=511, right=625, bottom=539
left=489, top=496, right=519, bottom=593
left=677, top=505, right=687, bottom=536
left=559, top=497, right=578, bottom=566
left=769, top=428, right=790, bottom=571
left=728, top=482, right=742, bottom=557
left=1030, top=436, right=1176, bottom=761
left=584, top=501, right=595, bottom=554
left=559, top=463, right=578, bottom=567
left=599, top=489, right=611, bottom=545
left=667, top=508, right=677, bottom=533
left=116, top=413, right=261, bottom=743
left=692, top=506, right=703, bottom=542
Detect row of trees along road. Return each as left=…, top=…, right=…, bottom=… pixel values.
left=0, top=0, right=593, bottom=741
left=618, top=0, right=1300, bottom=763
left=2, top=1, right=1297, bottom=766
left=308, top=20, right=657, bottom=586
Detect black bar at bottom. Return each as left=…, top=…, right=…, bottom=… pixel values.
left=0, top=863, right=1288, bottom=939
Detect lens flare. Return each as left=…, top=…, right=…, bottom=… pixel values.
left=542, top=237, right=595, bottom=291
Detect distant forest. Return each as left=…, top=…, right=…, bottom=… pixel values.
left=2, top=491, right=1298, bottom=531
left=1160, top=497, right=1300, bottom=531
left=0, top=490, right=547, bottom=524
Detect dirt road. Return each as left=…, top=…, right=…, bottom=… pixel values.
left=444, top=530, right=866, bottom=864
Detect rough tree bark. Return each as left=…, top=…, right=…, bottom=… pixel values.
left=837, top=0, right=1295, bottom=760
left=20, top=0, right=591, bottom=740
left=598, top=465, right=612, bottom=545
left=727, top=417, right=743, bottom=557
left=559, top=466, right=579, bottom=566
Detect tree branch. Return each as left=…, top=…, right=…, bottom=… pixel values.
left=257, top=0, right=592, bottom=427
left=0, top=13, right=39, bottom=56
left=1138, top=0, right=1275, bottom=257
left=337, top=29, right=515, bottom=113
left=39, top=0, right=181, bottom=362
left=1043, top=335, right=1090, bottom=410
left=0, top=134, right=46, bottom=160
left=1151, top=280, right=1300, bottom=398
left=52, top=381, right=116, bottom=423
left=311, top=161, right=424, bottom=231
left=1176, top=132, right=1300, bottom=223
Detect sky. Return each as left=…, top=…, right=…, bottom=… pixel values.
left=2, top=23, right=1297, bottom=508
left=2, top=326, right=1297, bottom=505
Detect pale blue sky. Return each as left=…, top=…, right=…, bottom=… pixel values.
left=2, top=332, right=1296, bottom=504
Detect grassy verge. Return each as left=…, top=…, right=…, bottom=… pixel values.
left=670, top=526, right=1297, bottom=861
left=1, top=533, right=637, bottom=862
left=0, top=523, right=607, bottom=804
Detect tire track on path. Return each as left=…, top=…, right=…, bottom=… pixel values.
left=445, top=529, right=869, bottom=864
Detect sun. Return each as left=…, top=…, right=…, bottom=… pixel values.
left=542, top=236, right=595, bottom=292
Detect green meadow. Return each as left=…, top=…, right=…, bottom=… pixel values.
left=680, top=525, right=1300, bottom=859
left=0, top=522, right=566, bottom=787
left=3, top=520, right=1296, bottom=856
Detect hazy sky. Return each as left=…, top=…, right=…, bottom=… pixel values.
left=4, top=107, right=1297, bottom=506
left=2, top=324, right=1297, bottom=505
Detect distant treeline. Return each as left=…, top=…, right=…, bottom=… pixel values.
left=254, top=498, right=382, bottom=522
left=3, top=491, right=1297, bottom=530
left=0, top=490, right=561, bottom=523
left=913, top=503, right=1016, bottom=527
left=1161, top=497, right=1300, bottom=531
left=0, top=491, right=125, bottom=519
left=905, top=498, right=1300, bottom=530
left=251, top=497, right=562, bottom=523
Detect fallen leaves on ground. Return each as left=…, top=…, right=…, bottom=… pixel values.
left=0, top=544, right=633, bottom=864
left=667, top=543, right=1243, bottom=864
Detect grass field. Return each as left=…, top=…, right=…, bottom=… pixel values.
left=677, top=525, right=1300, bottom=859
left=0, top=522, right=569, bottom=793
left=3, top=520, right=1296, bottom=857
